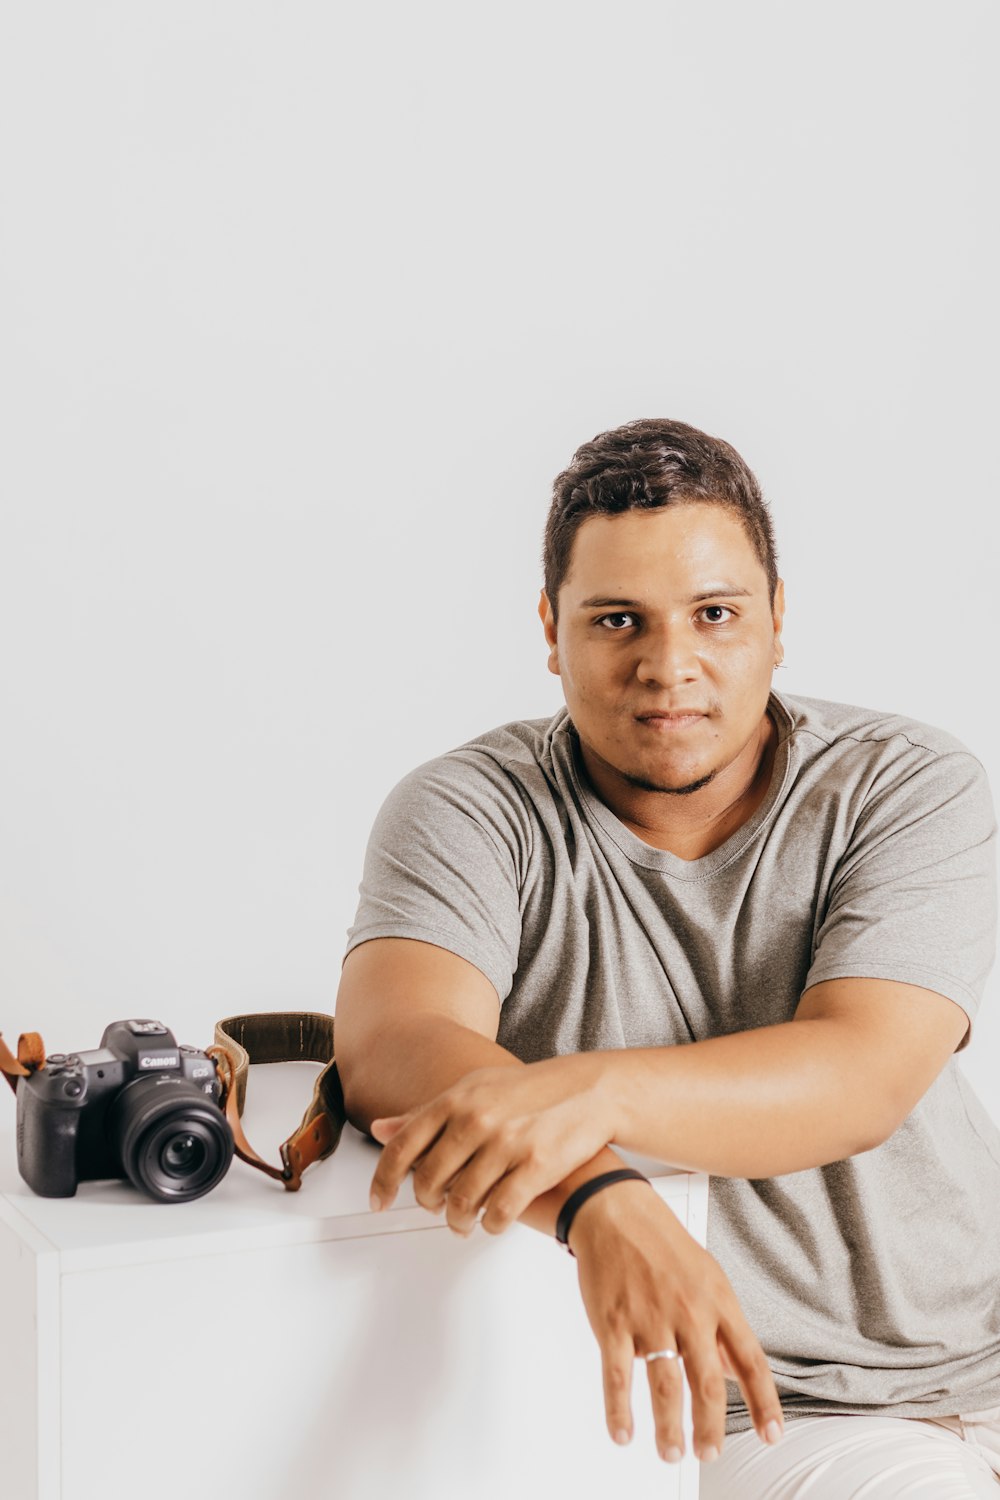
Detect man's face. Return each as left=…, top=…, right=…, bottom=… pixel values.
left=538, top=503, right=785, bottom=799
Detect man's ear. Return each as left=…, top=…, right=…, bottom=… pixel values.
left=771, top=578, right=786, bottom=662
left=538, top=590, right=559, bottom=674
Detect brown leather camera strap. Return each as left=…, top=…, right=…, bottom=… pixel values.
left=208, top=1011, right=345, bottom=1192
left=0, top=1031, right=45, bottom=1094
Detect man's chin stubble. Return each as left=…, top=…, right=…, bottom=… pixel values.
left=622, top=767, right=718, bottom=797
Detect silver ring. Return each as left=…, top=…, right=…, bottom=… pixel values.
left=645, top=1349, right=679, bottom=1363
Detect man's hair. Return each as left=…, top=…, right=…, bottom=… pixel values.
left=542, top=417, right=779, bottom=628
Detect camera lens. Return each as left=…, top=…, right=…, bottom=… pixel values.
left=112, top=1078, right=234, bottom=1203
left=161, top=1133, right=206, bottom=1177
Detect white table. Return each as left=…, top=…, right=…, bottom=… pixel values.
left=0, top=1061, right=706, bottom=1500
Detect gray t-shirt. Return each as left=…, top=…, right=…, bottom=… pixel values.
left=343, top=690, right=1000, bottom=1430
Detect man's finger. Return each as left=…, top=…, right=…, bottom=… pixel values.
left=369, top=1107, right=446, bottom=1209
left=442, top=1143, right=518, bottom=1234
left=600, top=1335, right=636, bottom=1448
left=718, top=1316, right=784, bottom=1446
left=679, top=1332, right=727, bottom=1465
left=409, top=1130, right=498, bottom=1217
left=642, top=1347, right=685, bottom=1463
left=477, top=1159, right=548, bottom=1236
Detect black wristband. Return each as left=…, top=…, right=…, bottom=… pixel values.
left=555, top=1168, right=651, bottom=1255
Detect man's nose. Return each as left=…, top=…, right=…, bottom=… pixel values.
left=635, top=625, right=701, bottom=684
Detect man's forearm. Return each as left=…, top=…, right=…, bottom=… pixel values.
left=340, top=1015, right=625, bottom=1235
left=589, top=1018, right=896, bottom=1177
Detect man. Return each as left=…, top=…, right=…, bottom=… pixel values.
left=334, top=418, right=1000, bottom=1496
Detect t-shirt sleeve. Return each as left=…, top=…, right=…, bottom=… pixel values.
left=804, top=750, right=998, bottom=1043
left=341, top=753, right=526, bottom=1005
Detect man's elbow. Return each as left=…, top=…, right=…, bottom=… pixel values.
left=333, top=1002, right=394, bottom=1133
left=334, top=1039, right=376, bottom=1133
left=849, top=1089, right=921, bottom=1158
left=850, top=1121, right=895, bottom=1158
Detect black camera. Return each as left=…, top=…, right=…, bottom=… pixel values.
left=16, top=1019, right=234, bottom=1202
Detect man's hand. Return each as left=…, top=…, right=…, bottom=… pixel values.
left=360, top=1019, right=785, bottom=1467
left=368, top=1054, right=616, bottom=1235
left=569, top=1178, right=784, bottom=1466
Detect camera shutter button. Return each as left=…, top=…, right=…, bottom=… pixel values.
left=63, top=1077, right=84, bottom=1098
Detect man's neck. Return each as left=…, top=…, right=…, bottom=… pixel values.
left=578, top=710, right=779, bottom=862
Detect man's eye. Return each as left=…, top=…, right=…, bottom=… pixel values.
left=597, top=614, right=636, bottom=630
left=699, top=606, right=733, bottom=624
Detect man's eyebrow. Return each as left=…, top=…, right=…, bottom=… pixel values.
left=578, top=585, right=754, bottom=609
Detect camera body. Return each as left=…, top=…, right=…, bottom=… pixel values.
left=17, top=1019, right=233, bottom=1202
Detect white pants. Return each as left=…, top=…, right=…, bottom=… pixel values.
left=700, top=1407, right=1000, bottom=1498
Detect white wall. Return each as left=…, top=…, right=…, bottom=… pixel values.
left=1, top=2, right=997, bottom=1121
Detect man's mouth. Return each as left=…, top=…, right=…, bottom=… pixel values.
left=636, top=712, right=707, bottom=731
